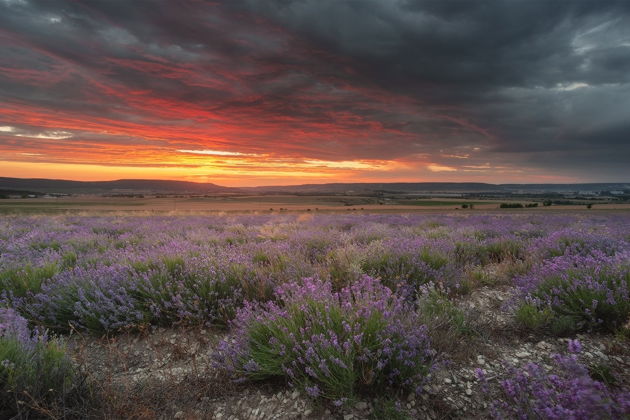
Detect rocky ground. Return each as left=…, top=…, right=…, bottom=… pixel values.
left=67, top=285, right=630, bottom=419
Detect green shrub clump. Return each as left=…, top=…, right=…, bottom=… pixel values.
left=0, top=308, right=85, bottom=418
left=215, top=276, right=435, bottom=405
left=516, top=252, right=630, bottom=334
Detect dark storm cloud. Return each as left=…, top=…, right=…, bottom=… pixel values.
left=1, top=0, right=629, bottom=180
left=230, top=0, right=630, bottom=177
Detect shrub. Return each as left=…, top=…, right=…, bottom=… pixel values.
left=361, top=240, right=457, bottom=294
left=530, top=229, right=627, bottom=259
left=370, top=398, right=409, bottom=420
left=28, top=265, right=145, bottom=333
left=0, top=262, right=59, bottom=299
left=214, top=276, right=434, bottom=405
left=29, top=257, right=246, bottom=333
left=477, top=340, right=630, bottom=419
left=323, top=245, right=364, bottom=290
left=0, top=308, right=85, bottom=418
left=516, top=252, right=630, bottom=333
left=454, top=239, right=523, bottom=266
left=515, top=304, right=554, bottom=331
left=500, top=203, right=524, bottom=209
left=416, top=290, right=476, bottom=356
left=130, top=257, right=244, bottom=326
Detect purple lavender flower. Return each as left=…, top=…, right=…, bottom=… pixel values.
left=481, top=346, right=630, bottom=419
left=305, top=385, right=320, bottom=398
left=214, top=275, right=434, bottom=402
left=567, top=339, right=582, bottom=354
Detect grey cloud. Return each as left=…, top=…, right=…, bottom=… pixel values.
left=0, top=0, right=629, bottom=180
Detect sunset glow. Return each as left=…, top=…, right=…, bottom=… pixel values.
left=1, top=1, right=629, bottom=185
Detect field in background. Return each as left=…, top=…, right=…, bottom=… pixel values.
left=2, top=195, right=629, bottom=214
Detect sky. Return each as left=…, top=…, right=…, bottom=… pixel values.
left=1, top=0, right=629, bottom=186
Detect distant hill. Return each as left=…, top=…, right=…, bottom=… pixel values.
left=500, top=183, right=630, bottom=193
left=0, top=177, right=240, bottom=195
left=244, top=182, right=507, bottom=194
left=246, top=182, right=630, bottom=195
left=0, top=177, right=628, bottom=196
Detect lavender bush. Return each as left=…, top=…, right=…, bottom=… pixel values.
left=360, top=238, right=460, bottom=295
left=478, top=340, right=630, bottom=419
left=516, top=251, right=630, bottom=334
left=214, top=276, right=435, bottom=404
left=0, top=308, right=84, bottom=417
left=530, top=228, right=628, bottom=259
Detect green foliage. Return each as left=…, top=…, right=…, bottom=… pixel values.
left=483, top=240, right=523, bottom=263
left=0, top=263, right=59, bottom=298
left=0, top=337, right=85, bottom=417
left=615, top=320, right=630, bottom=341
left=131, top=258, right=243, bottom=326
left=370, top=398, right=409, bottom=420
left=515, top=304, right=554, bottom=331
left=361, top=245, right=449, bottom=291
left=589, top=362, right=618, bottom=387
left=219, top=278, right=434, bottom=404
left=61, top=251, right=78, bottom=269
left=417, top=291, right=475, bottom=353
left=549, top=315, right=580, bottom=336
left=303, top=237, right=333, bottom=263
left=500, top=203, right=524, bottom=208
left=244, top=300, right=397, bottom=400
left=532, top=270, right=630, bottom=333
left=29, top=241, right=61, bottom=251
left=324, top=246, right=364, bottom=290
left=467, top=268, right=493, bottom=286
left=418, top=248, right=449, bottom=270
left=455, top=240, right=523, bottom=266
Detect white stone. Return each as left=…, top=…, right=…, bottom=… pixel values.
left=355, top=402, right=368, bottom=410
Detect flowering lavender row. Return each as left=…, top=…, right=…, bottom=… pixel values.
left=478, top=340, right=630, bottom=419
left=214, top=276, right=435, bottom=404
left=516, top=251, right=630, bottom=333
left=1, top=213, right=629, bottom=332
left=0, top=307, right=80, bottom=416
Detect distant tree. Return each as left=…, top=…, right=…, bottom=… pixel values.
left=461, top=203, right=469, bottom=209
left=587, top=203, right=593, bottom=209
left=543, top=200, right=553, bottom=207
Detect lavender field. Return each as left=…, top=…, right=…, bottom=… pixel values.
left=2, top=212, right=630, bottom=419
